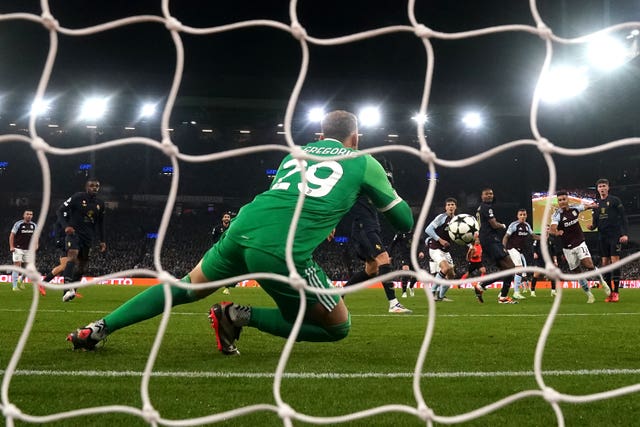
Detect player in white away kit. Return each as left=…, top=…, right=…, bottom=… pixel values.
left=502, top=209, right=539, bottom=300
left=424, top=198, right=458, bottom=302
left=550, top=191, right=610, bottom=303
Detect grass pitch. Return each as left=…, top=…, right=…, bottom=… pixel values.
left=1, top=284, right=639, bottom=426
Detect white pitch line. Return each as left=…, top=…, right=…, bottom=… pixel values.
left=1, top=307, right=639, bottom=318
left=2, top=368, right=640, bottom=379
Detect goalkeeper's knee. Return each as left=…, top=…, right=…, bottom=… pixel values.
left=325, top=316, right=351, bottom=342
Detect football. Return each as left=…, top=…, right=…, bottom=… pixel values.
left=447, top=214, right=479, bottom=245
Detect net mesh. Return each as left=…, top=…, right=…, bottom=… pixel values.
left=1, top=1, right=639, bottom=425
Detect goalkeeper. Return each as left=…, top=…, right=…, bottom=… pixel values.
left=67, top=110, right=414, bottom=355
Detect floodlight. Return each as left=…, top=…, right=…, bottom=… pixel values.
left=411, top=113, right=428, bottom=125
left=587, top=36, right=628, bottom=70
left=539, top=66, right=588, bottom=103
left=139, top=102, right=157, bottom=118
left=79, top=97, right=108, bottom=121
left=462, top=112, right=483, bottom=129
left=307, top=107, right=325, bottom=123
left=359, top=106, right=381, bottom=127
left=31, top=99, right=51, bottom=116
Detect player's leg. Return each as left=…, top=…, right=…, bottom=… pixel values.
left=11, top=258, right=21, bottom=291
left=66, top=238, right=237, bottom=350
left=220, top=248, right=351, bottom=346
left=508, top=249, right=526, bottom=299
left=572, top=245, right=595, bottom=303
left=494, top=243, right=517, bottom=303
left=608, top=237, right=623, bottom=301
left=599, top=236, right=615, bottom=301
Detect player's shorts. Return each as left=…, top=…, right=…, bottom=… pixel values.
left=429, top=248, right=454, bottom=269
left=64, top=234, right=91, bottom=260
left=562, top=241, right=591, bottom=271
left=508, top=248, right=526, bottom=267
left=12, top=248, right=32, bottom=263
left=201, top=234, right=340, bottom=322
left=429, top=260, right=437, bottom=275
left=598, top=234, right=622, bottom=258
left=467, top=261, right=484, bottom=276
left=480, top=238, right=509, bottom=263
left=351, top=225, right=386, bottom=261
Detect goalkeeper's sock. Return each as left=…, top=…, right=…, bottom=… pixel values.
left=249, top=307, right=350, bottom=342
left=531, top=277, right=538, bottom=291
left=43, top=271, right=55, bottom=282
left=103, top=276, right=198, bottom=334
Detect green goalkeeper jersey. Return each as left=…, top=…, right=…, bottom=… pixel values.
left=226, top=138, right=413, bottom=259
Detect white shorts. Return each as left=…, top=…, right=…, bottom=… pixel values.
left=429, top=249, right=454, bottom=270
left=429, top=261, right=437, bottom=275
left=508, top=248, right=526, bottom=268
left=12, top=248, right=33, bottom=263
left=562, top=242, right=591, bottom=271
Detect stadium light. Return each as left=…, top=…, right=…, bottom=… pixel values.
left=586, top=35, right=629, bottom=71
left=358, top=106, right=381, bottom=128
left=31, top=99, right=51, bottom=117
left=461, top=111, right=483, bottom=129
left=139, top=102, right=157, bottom=118
left=79, top=97, right=108, bottom=121
left=539, top=66, right=588, bottom=103
left=307, top=107, right=325, bottom=123
left=411, top=113, right=428, bottom=125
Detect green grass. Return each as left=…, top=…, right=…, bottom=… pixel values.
left=1, top=284, right=639, bottom=426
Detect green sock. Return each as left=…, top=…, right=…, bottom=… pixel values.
left=104, top=276, right=198, bottom=333
left=248, top=307, right=350, bottom=342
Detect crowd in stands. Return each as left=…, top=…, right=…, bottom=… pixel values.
left=1, top=207, right=640, bottom=282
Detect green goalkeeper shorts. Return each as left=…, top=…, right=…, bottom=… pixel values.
left=201, top=234, right=340, bottom=322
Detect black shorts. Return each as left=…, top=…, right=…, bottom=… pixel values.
left=467, top=261, right=484, bottom=275
left=65, top=234, right=91, bottom=260
left=481, top=238, right=509, bottom=263
left=598, top=234, right=622, bottom=258
left=351, top=226, right=386, bottom=262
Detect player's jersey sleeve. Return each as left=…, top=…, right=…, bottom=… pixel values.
left=11, top=221, right=21, bottom=234
left=551, top=209, right=561, bottom=225
left=360, top=155, right=413, bottom=232
left=505, top=221, right=518, bottom=236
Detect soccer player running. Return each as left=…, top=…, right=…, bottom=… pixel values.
left=502, top=209, right=539, bottom=300
left=388, top=231, right=422, bottom=298
left=550, top=191, right=609, bottom=303
left=67, top=110, right=414, bottom=354
left=57, top=179, right=107, bottom=302
left=530, top=225, right=559, bottom=297
left=344, top=195, right=413, bottom=314
left=589, top=178, right=629, bottom=302
left=9, top=209, right=43, bottom=295
left=460, top=233, right=487, bottom=302
left=424, top=197, right=458, bottom=302
left=475, top=187, right=518, bottom=304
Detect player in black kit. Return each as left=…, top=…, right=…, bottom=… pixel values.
left=476, top=187, right=518, bottom=304
left=344, top=195, right=412, bottom=313
left=589, top=178, right=629, bottom=302
left=57, top=179, right=107, bottom=302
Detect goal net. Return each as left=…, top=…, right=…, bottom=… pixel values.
left=1, top=1, right=639, bottom=426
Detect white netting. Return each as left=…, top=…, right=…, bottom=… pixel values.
left=1, top=0, right=640, bottom=425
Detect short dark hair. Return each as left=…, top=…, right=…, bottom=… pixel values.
left=556, top=190, right=568, bottom=197
left=596, top=178, right=609, bottom=186
left=517, top=208, right=527, bottom=213
left=321, top=110, right=358, bottom=143
left=445, top=197, right=457, bottom=205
